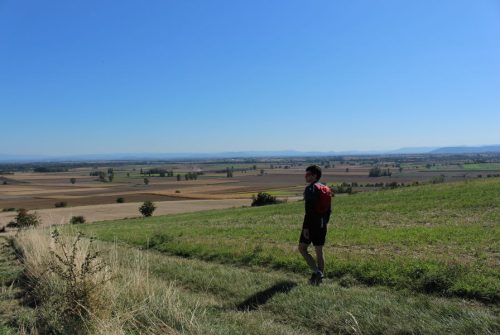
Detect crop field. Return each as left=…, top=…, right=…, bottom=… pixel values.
left=2, top=154, right=499, bottom=219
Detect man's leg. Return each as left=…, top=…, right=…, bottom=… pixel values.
left=298, top=243, right=318, bottom=272
left=314, top=245, right=324, bottom=274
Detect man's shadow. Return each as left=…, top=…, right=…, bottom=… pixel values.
left=236, top=281, right=297, bottom=311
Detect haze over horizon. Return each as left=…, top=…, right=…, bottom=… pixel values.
left=1, top=0, right=499, bottom=156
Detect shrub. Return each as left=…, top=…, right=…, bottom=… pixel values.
left=139, top=201, right=156, bottom=217
left=54, top=201, right=67, bottom=208
left=431, top=175, right=445, bottom=184
left=331, top=182, right=352, bottom=194
left=369, top=167, right=392, bottom=177
left=36, top=230, right=112, bottom=333
left=11, top=208, right=40, bottom=228
left=70, top=216, right=86, bottom=224
left=2, top=207, right=16, bottom=212
left=2, top=181, right=7, bottom=185
left=251, top=192, right=281, bottom=207
left=144, top=178, right=149, bottom=185
left=116, top=197, right=125, bottom=203
left=70, top=178, right=76, bottom=184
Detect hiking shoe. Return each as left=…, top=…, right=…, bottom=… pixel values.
left=308, top=272, right=318, bottom=285
left=309, top=272, right=324, bottom=286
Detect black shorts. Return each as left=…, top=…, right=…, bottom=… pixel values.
left=299, top=224, right=327, bottom=246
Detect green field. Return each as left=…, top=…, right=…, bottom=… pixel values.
left=73, top=178, right=500, bottom=303
left=462, top=163, right=500, bottom=170
left=0, top=238, right=27, bottom=334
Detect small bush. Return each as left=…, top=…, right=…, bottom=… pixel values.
left=331, top=182, right=352, bottom=194
left=35, top=230, right=112, bottom=333
left=2, top=207, right=16, bottom=212
left=175, top=190, right=181, bottom=193
left=251, top=192, right=281, bottom=207
left=116, top=197, right=125, bottom=203
left=54, top=201, right=67, bottom=208
left=70, top=216, right=86, bottom=224
left=431, top=175, right=446, bottom=184
left=139, top=201, right=156, bottom=217
left=11, top=208, right=40, bottom=228
left=2, top=181, right=7, bottom=185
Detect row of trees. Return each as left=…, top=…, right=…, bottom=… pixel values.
left=368, top=167, right=392, bottom=177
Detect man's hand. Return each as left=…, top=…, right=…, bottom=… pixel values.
left=303, top=228, right=310, bottom=240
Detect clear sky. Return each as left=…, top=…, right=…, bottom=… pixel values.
left=1, top=0, right=499, bottom=155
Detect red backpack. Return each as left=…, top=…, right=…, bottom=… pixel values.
left=314, top=183, right=332, bottom=215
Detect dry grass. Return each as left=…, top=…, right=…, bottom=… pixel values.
left=12, top=228, right=208, bottom=334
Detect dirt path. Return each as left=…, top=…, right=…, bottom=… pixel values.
left=0, top=199, right=252, bottom=227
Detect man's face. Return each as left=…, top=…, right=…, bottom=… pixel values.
left=305, top=171, right=316, bottom=183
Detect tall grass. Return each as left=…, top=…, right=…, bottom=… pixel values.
left=12, top=228, right=205, bottom=334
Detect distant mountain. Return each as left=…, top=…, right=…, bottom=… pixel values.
left=430, top=145, right=500, bottom=154
left=388, top=147, right=438, bottom=154
left=0, top=154, right=51, bottom=162
left=1, top=144, right=499, bottom=163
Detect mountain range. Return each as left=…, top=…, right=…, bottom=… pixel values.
left=1, top=145, right=499, bottom=163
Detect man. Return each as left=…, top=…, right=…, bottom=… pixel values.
left=298, top=165, right=332, bottom=285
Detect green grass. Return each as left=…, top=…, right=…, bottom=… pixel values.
left=143, top=244, right=499, bottom=334
left=462, top=163, right=500, bottom=170
left=120, top=243, right=500, bottom=335
left=71, top=178, right=500, bottom=303
left=0, top=237, right=31, bottom=333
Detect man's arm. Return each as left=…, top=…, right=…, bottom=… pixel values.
left=302, top=184, right=317, bottom=230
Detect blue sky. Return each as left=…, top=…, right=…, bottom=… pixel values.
left=1, top=0, right=499, bottom=155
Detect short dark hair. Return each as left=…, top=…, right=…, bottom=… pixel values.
left=306, top=165, right=322, bottom=181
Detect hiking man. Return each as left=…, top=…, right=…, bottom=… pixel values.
left=298, top=165, right=332, bottom=285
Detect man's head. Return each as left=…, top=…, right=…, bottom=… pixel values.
left=305, top=165, right=322, bottom=183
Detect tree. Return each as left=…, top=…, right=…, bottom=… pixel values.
left=70, top=178, right=76, bottom=184
left=144, top=178, right=149, bottom=185
left=177, top=174, right=181, bottom=181
left=108, top=173, right=114, bottom=182
left=139, top=201, right=156, bottom=217
left=98, top=171, right=107, bottom=182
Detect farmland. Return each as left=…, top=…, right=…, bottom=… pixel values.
left=1, top=153, right=500, bottom=223
left=0, top=154, right=499, bottom=334
left=0, top=177, right=497, bottom=333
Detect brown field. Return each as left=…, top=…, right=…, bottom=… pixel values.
left=1, top=159, right=498, bottom=227
left=0, top=199, right=252, bottom=227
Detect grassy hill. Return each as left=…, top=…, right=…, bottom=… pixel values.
left=73, top=178, right=500, bottom=303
